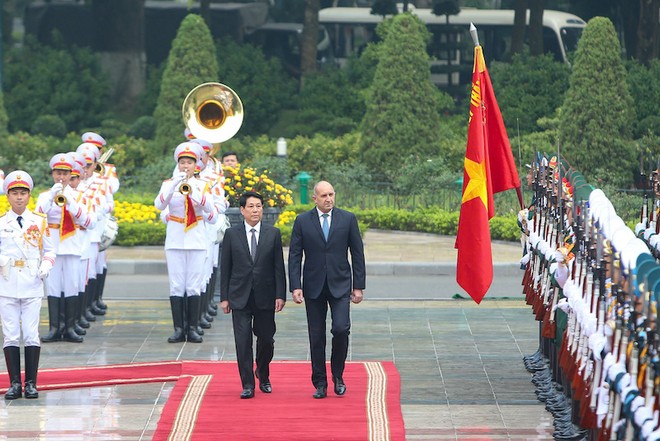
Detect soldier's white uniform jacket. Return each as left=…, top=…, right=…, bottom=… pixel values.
left=35, top=186, right=96, bottom=255
left=155, top=176, right=217, bottom=250
left=84, top=173, right=113, bottom=244
left=0, top=210, right=56, bottom=299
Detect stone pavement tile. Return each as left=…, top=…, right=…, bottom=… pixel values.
left=1, top=297, right=553, bottom=440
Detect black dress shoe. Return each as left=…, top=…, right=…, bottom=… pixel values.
left=333, top=377, right=346, bottom=396
left=259, top=382, right=272, bottom=393
left=240, top=388, right=255, bottom=399
left=313, top=386, right=327, bottom=399
left=24, top=381, right=38, bottom=399
left=4, top=382, right=22, bottom=400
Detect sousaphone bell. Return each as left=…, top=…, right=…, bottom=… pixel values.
left=182, top=82, right=244, bottom=143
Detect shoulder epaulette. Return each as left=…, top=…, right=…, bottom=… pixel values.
left=34, top=212, right=47, bottom=218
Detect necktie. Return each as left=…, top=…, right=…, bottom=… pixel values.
left=16, top=216, right=23, bottom=229
left=250, top=228, right=257, bottom=261
left=321, top=213, right=329, bottom=240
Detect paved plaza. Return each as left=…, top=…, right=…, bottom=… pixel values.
left=0, top=231, right=555, bottom=440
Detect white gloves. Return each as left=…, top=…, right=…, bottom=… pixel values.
left=173, top=171, right=187, bottom=184
left=38, top=260, right=53, bottom=280
left=49, top=182, right=63, bottom=197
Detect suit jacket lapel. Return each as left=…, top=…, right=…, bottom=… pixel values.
left=254, top=225, right=270, bottom=263
left=327, top=209, right=338, bottom=241
left=237, top=224, right=252, bottom=262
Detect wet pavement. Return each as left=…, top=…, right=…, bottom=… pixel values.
left=0, top=230, right=555, bottom=440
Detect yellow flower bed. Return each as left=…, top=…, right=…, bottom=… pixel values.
left=114, top=200, right=160, bottom=225
left=274, top=210, right=296, bottom=228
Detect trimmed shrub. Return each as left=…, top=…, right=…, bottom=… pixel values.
left=153, top=14, right=219, bottom=154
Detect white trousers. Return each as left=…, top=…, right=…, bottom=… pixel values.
left=165, top=250, right=205, bottom=297
left=79, top=258, right=90, bottom=290
left=0, top=296, right=42, bottom=347
left=46, top=254, right=81, bottom=298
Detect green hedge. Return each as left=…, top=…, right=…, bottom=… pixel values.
left=115, top=222, right=166, bottom=246
left=112, top=205, right=517, bottom=247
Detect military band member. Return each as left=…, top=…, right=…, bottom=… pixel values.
left=192, top=138, right=228, bottom=325
left=36, top=153, right=96, bottom=343
left=0, top=171, right=56, bottom=399
left=155, top=142, right=218, bottom=343
left=77, top=142, right=113, bottom=316
left=68, top=155, right=92, bottom=336
left=79, top=135, right=116, bottom=314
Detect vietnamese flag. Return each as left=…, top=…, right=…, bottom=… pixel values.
left=455, top=36, right=520, bottom=304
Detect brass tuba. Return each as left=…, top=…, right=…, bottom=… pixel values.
left=182, top=82, right=244, bottom=143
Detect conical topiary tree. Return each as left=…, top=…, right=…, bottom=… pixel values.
left=559, top=16, right=636, bottom=187
left=153, top=14, right=219, bottom=154
left=359, top=13, right=453, bottom=181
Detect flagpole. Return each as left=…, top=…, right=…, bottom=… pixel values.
left=470, top=23, right=479, bottom=46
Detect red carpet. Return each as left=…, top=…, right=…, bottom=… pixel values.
left=1, top=360, right=405, bottom=441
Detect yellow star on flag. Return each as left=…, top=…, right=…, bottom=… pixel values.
left=461, top=157, right=488, bottom=209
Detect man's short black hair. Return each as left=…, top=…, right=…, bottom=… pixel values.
left=222, top=151, right=239, bottom=161
left=239, top=191, right=264, bottom=208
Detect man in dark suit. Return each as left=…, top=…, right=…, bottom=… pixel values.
left=289, top=180, right=365, bottom=399
left=220, top=191, right=286, bottom=399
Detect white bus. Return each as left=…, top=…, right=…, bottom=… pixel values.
left=318, top=6, right=586, bottom=90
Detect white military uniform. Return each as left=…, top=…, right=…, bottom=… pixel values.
left=0, top=192, right=55, bottom=347
left=156, top=175, right=217, bottom=297
left=36, top=156, right=96, bottom=299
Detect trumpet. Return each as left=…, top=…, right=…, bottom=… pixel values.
left=95, top=147, right=115, bottom=175
left=54, top=180, right=66, bottom=207
left=55, top=192, right=67, bottom=207
left=179, top=179, right=191, bottom=195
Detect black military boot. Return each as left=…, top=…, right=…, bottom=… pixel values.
left=63, top=297, right=84, bottom=343
left=3, top=346, right=22, bottom=400
left=168, top=297, right=186, bottom=343
left=24, top=346, right=40, bottom=399
left=78, top=291, right=90, bottom=329
left=41, top=296, right=63, bottom=343
left=73, top=293, right=86, bottom=336
left=96, top=268, right=108, bottom=310
left=90, top=275, right=105, bottom=316
left=186, top=296, right=203, bottom=343
left=84, top=279, right=97, bottom=322
left=199, top=291, right=212, bottom=329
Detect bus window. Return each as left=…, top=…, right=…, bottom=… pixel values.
left=318, top=7, right=586, bottom=88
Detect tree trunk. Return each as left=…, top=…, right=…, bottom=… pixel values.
left=91, top=0, right=146, bottom=114
left=528, top=0, right=544, bottom=56
left=636, top=0, right=659, bottom=63
left=300, top=0, right=320, bottom=90
left=510, top=0, right=527, bottom=56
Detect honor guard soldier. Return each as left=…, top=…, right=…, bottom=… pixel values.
left=155, top=142, right=218, bottom=343
left=192, top=138, right=228, bottom=325
left=81, top=132, right=119, bottom=194
left=0, top=169, right=4, bottom=195
left=0, top=171, right=56, bottom=399
left=68, top=155, right=93, bottom=336
left=80, top=133, right=118, bottom=314
left=36, top=154, right=96, bottom=343
left=77, top=142, right=113, bottom=317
